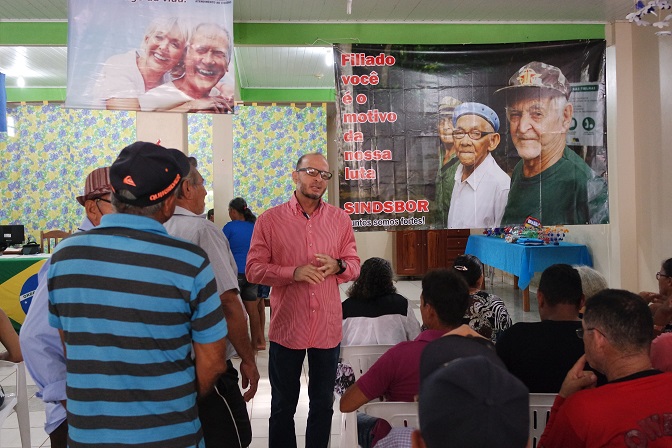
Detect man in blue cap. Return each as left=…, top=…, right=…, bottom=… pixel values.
left=447, top=102, right=510, bottom=228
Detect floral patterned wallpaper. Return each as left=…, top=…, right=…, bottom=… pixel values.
left=232, top=105, right=327, bottom=217
left=187, top=113, right=214, bottom=213
left=0, top=104, right=326, bottom=241
left=0, top=105, right=136, bottom=240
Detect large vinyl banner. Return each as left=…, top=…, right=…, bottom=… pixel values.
left=334, top=40, right=608, bottom=232
left=66, top=0, right=234, bottom=114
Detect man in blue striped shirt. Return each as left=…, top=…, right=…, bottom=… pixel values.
left=48, top=142, right=228, bottom=448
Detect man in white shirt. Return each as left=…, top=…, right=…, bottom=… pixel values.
left=447, top=102, right=510, bottom=229
left=163, top=158, right=258, bottom=448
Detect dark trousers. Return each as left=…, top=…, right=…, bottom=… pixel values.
left=199, top=360, right=252, bottom=448
left=268, top=342, right=340, bottom=448
left=50, top=420, right=68, bottom=448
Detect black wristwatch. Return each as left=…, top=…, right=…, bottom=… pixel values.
left=336, top=258, right=347, bottom=275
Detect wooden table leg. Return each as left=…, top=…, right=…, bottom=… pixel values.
left=513, top=275, right=519, bottom=290
left=523, top=287, right=530, bottom=312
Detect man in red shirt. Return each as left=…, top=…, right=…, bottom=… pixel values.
left=246, top=153, right=360, bottom=448
left=539, top=289, right=672, bottom=447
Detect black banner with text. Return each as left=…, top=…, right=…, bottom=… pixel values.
left=334, top=40, right=607, bottom=232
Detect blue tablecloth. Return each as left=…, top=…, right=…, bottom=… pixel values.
left=465, top=235, right=592, bottom=290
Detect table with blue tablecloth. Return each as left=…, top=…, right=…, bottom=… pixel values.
left=465, top=235, right=593, bottom=312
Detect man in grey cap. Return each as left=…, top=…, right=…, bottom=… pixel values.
left=447, top=102, right=510, bottom=229
left=164, top=157, right=258, bottom=448
left=497, top=61, right=608, bottom=225
left=47, top=142, right=229, bottom=448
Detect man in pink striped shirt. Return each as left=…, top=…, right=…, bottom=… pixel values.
left=247, top=153, right=360, bottom=448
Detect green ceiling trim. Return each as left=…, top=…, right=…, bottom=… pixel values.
left=7, top=88, right=66, bottom=103
left=0, top=22, right=68, bottom=45
left=239, top=88, right=336, bottom=103
left=233, top=23, right=605, bottom=45
left=3, top=21, right=605, bottom=46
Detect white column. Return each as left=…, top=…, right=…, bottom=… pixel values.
left=136, top=112, right=188, bottom=152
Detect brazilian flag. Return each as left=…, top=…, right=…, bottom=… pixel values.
left=0, top=256, right=47, bottom=331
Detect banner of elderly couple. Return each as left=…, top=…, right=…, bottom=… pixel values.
left=66, top=0, right=234, bottom=114
left=334, top=40, right=608, bottom=232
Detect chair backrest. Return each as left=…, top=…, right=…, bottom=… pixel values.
left=338, top=344, right=396, bottom=448
left=361, top=401, right=419, bottom=428
left=0, top=361, right=31, bottom=448
left=529, top=393, right=556, bottom=448
left=40, top=229, right=71, bottom=254
left=340, top=344, right=395, bottom=380
left=339, top=401, right=418, bottom=448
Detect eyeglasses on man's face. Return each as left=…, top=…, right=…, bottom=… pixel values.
left=297, top=167, right=333, bottom=180
left=656, top=272, right=670, bottom=280
left=95, top=196, right=113, bottom=215
left=452, top=129, right=496, bottom=140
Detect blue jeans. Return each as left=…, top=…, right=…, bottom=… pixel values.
left=268, top=342, right=340, bottom=448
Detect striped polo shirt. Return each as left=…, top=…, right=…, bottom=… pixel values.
left=48, top=213, right=228, bottom=448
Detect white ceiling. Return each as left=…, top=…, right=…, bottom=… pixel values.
left=0, top=0, right=637, bottom=94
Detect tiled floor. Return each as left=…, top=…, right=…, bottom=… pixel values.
left=1, top=273, right=540, bottom=447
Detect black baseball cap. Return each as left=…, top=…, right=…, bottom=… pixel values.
left=419, top=356, right=529, bottom=448
left=110, top=141, right=190, bottom=207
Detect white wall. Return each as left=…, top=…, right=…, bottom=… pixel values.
left=136, top=112, right=188, bottom=151
left=354, top=231, right=394, bottom=264
left=631, top=25, right=672, bottom=292
left=655, top=36, right=672, bottom=285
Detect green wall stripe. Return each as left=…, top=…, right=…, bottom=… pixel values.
left=6, top=87, right=333, bottom=104
left=239, top=88, right=335, bottom=103
left=7, top=88, right=66, bottom=103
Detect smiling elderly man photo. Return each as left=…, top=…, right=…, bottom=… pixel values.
left=497, top=61, right=608, bottom=225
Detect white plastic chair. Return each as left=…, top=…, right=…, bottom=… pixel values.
left=360, top=401, right=418, bottom=428
left=529, top=393, right=556, bottom=448
left=338, top=345, right=395, bottom=448
left=340, top=344, right=395, bottom=380
left=0, top=361, right=31, bottom=448
left=340, top=401, right=418, bottom=448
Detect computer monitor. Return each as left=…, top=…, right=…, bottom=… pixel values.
left=1, top=225, right=25, bottom=247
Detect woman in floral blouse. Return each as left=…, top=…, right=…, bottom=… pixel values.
left=453, top=254, right=512, bottom=342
